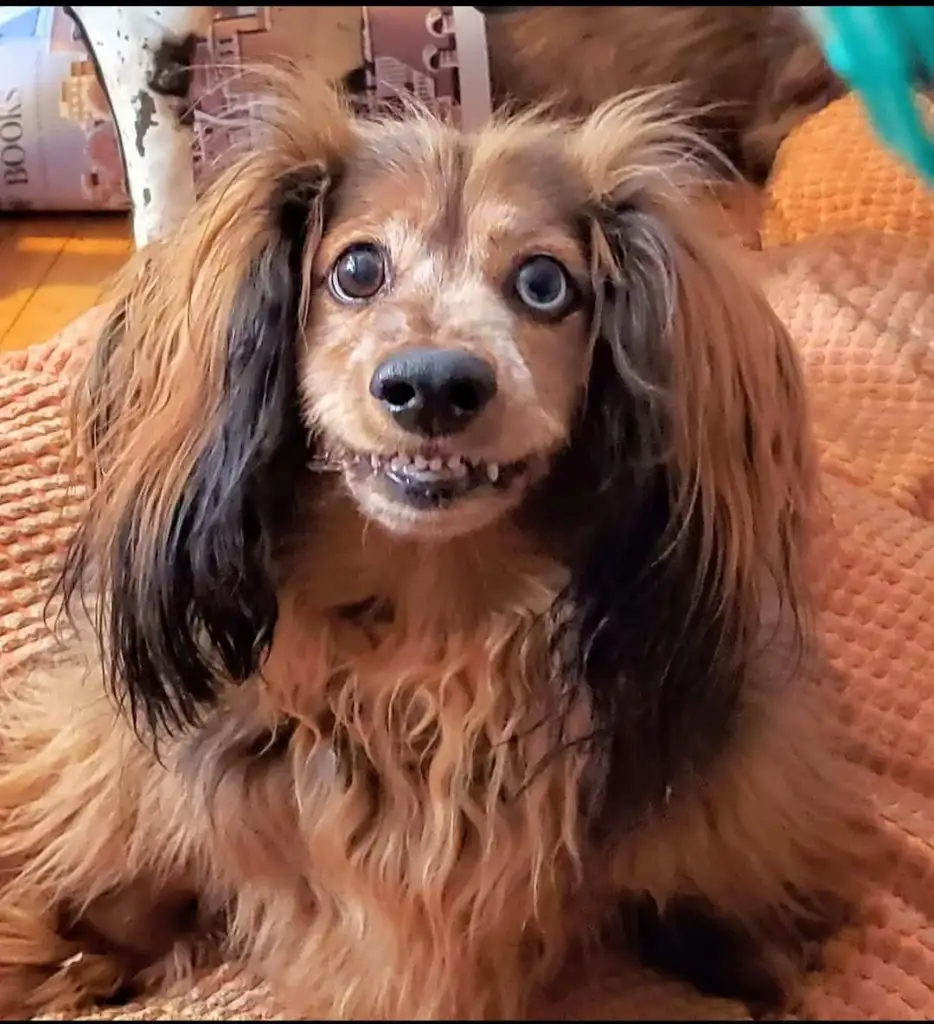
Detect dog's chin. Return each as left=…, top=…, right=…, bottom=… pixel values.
left=340, top=450, right=534, bottom=541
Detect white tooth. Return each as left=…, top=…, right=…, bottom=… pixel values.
left=397, top=453, right=411, bottom=465
left=429, top=457, right=443, bottom=472
left=447, top=454, right=463, bottom=470
left=414, top=455, right=428, bottom=470
left=487, top=462, right=500, bottom=483
left=370, top=454, right=380, bottom=470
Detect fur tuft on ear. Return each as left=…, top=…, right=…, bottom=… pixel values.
left=59, top=71, right=353, bottom=737
left=545, top=95, right=818, bottom=829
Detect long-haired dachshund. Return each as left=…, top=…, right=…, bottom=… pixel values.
left=0, top=73, right=875, bottom=1019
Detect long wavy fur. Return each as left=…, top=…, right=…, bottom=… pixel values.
left=0, top=69, right=876, bottom=1020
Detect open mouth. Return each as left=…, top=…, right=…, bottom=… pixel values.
left=346, top=451, right=528, bottom=510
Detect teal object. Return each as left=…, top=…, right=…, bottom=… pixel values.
left=802, top=7, right=934, bottom=183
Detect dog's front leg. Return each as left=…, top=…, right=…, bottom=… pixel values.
left=0, top=648, right=210, bottom=1016
left=611, top=666, right=880, bottom=1017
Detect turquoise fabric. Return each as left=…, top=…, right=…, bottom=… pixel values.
left=804, top=6, right=934, bottom=183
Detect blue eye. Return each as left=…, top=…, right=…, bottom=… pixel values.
left=513, top=255, right=574, bottom=318
left=329, top=242, right=388, bottom=303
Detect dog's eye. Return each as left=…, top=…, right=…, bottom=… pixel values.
left=329, top=242, right=388, bottom=303
left=513, top=255, right=574, bottom=318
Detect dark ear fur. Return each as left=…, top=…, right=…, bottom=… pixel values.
left=61, top=169, right=332, bottom=737
left=542, top=198, right=811, bottom=833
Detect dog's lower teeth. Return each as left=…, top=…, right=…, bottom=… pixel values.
left=354, top=452, right=523, bottom=490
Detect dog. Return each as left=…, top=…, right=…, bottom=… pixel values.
left=481, top=6, right=844, bottom=183
left=0, top=72, right=876, bottom=1019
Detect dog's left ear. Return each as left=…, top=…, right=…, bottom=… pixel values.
left=549, top=97, right=819, bottom=826
left=60, top=74, right=353, bottom=737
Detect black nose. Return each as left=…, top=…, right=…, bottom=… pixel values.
left=369, top=347, right=497, bottom=437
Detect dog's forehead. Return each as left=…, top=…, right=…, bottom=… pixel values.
left=325, top=120, right=590, bottom=257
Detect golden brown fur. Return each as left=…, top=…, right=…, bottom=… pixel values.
left=483, top=6, right=844, bottom=181
left=0, top=73, right=877, bottom=1019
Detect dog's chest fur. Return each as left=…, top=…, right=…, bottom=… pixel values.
left=180, top=489, right=600, bottom=1005
left=262, top=488, right=592, bottom=827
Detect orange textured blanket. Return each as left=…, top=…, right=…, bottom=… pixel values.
left=3, top=94, right=934, bottom=1020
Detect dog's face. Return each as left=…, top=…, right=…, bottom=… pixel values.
left=63, top=76, right=817, bottom=774
left=303, top=121, right=594, bottom=540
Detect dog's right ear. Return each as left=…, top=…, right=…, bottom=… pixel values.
left=59, top=73, right=353, bottom=737
left=544, top=94, right=818, bottom=829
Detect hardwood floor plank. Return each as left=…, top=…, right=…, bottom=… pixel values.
left=0, top=215, right=131, bottom=352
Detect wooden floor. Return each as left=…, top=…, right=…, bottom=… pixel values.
left=0, top=213, right=132, bottom=353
